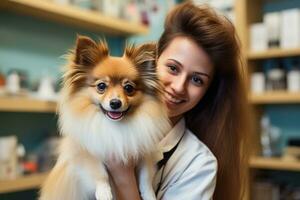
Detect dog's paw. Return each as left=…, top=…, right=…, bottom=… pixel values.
left=95, top=182, right=112, bottom=200
left=140, top=190, right=156, bottom=200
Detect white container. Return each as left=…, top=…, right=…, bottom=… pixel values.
left=37, top=76, right=56, bottom=101
left=6, top=72, right=20, bottom=94
left=263, top=12, right=281, bottom=48
left=280, top=9, right=300, bottom=49
left=0, top=136, right=18, bottom=180
left=102, top=0, right=121, bottom=18
left=250, top=23, right=268, bottom=51
left=287, top=69, right=300, bottom=92
left=266, top=68, right=286, bottom=91
left=251, top=72, right=266, bottom=94
left=52, top=0, right=70, bottom=5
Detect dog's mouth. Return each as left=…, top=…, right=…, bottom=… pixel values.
left=100, top=105, right=130, bottom=121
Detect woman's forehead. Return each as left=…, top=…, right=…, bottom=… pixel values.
left=160, top=37, right=214, bottom=75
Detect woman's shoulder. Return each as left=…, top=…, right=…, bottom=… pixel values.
left=181, top=129, right=217, bottom=164
left=167, top=128, right=217, bottom=178
left=159, top=128, right=217, bottom=196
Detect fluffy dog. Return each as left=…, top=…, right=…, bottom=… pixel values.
left=39, top=36, right=170, bottom=200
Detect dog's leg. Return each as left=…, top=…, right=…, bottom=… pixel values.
left=94, top=169, right=113, bottom=200
left=138, top=157, right=156, bottom=200
left=39, top=161, right=87, bottom=200
left=76, top=153, right=113, bottom=200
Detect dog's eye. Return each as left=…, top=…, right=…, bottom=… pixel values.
left=96, top=82, right=107, bottom=93
left=124, top=84, right=135, bottom=95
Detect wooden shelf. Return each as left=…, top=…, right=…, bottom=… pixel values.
left=0, top=172, right=48, bottom=193
left=249, top=156, right=300, bottom=172
left=248, top=48, right=300, bottom=60
left=249, top=91, right=300, bottom=104
left=1, top=0, right=148, bottom=36
left=0, top=96, right=57, bottom=113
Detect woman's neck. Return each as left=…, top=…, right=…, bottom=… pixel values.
left=169, top=115, right=183, bottom=126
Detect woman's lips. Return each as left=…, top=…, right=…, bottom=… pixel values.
left=164, top=91, right=185, bottom=106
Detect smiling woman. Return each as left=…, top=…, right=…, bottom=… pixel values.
left=154, top=2, right=251, bottom=200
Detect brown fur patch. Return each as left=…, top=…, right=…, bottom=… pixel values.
left=74, top=36, right=108, bottom=67
left=124, top=43, right=163, bottom=96
left=92, top=56, right=138, bottom=81
left=64, top=37, right=109, bottom=96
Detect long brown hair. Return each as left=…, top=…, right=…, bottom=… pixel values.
left=158, top=2, right=251, bottom=200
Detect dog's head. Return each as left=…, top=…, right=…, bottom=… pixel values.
left=59, top=36, right=171, bottom=161
left=61, top=35, right=162, bottom=121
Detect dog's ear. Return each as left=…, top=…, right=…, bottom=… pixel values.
left=125, top=42, right=156, bottom=67
left=74, top=35, right=109, bottom=66
left=125, top=42, right=162, bottom=95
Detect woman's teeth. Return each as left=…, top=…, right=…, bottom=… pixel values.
left=166, top=92, right=184, bottom=104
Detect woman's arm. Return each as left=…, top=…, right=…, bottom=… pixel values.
left=106, top=159, right=141, bottom=200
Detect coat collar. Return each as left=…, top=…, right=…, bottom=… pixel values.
left=154, top=118, right=186, bottom=162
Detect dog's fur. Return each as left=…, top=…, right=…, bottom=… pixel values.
left=39, top=36, right=170, bottom=200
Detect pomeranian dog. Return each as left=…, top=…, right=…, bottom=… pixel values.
left=39, top=36, right=170, bottom=200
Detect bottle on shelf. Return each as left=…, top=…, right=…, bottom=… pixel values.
left=260, top=115, right=281, bottom=157
left=265, top=59, right=286, bottom=91
left=260, top=115, right=272, bottom=157
left=286, top=60, right=300, bottom=92
left=251, top=72, right=266, bottom=94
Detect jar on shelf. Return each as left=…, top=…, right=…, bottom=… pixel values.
left=265, top=60, right=286, bottom=91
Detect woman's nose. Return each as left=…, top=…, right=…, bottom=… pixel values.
left=171, top=76, right=186, bottom=94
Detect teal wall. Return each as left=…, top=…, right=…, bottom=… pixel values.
left=0, top=11, right=125, bottom=85
left=263, top=0, right=300, bottom=12
left=265, top=105, right=300, bottom=151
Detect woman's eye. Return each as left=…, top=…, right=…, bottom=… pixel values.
left=124, top=84, right=135, bottom=95
left=167, top=64, right=178, bottom=73
left=96, top=82, right=107, bottom=93
left=191, top=76, right=204, bottom=86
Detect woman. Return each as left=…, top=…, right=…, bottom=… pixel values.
left=107, top=2, right=250, bottom=200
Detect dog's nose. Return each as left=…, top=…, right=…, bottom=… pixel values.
left=110, top=99, right=122, bottom=110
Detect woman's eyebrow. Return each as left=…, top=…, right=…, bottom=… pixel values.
left=168, top=59, right=183, bottom=68
left=193, top=71, right=210, bottom=79
left=168, top=58, right=210, bottom=78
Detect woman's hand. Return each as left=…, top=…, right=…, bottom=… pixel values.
left=106, top=158, right=141, bottom=200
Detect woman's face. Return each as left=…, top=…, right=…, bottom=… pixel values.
left=157, top=36, right=214, bottom=124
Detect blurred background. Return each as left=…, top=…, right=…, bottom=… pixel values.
left=0, top=0, right=300, bottom=199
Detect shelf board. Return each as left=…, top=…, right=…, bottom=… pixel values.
left=0, top=96, right=57, bottom=113
left=0, top=172, right=48, bottom=193
left=249, top=91, right=300, bottom=104
left=249, top=156, right=300, bottom=172
left=247, top=48, right=300, bottom=60
left=1, top=0, right=148, bottom=36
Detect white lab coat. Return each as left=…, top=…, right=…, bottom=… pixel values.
left=153, top=118, right=218, bottom=200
